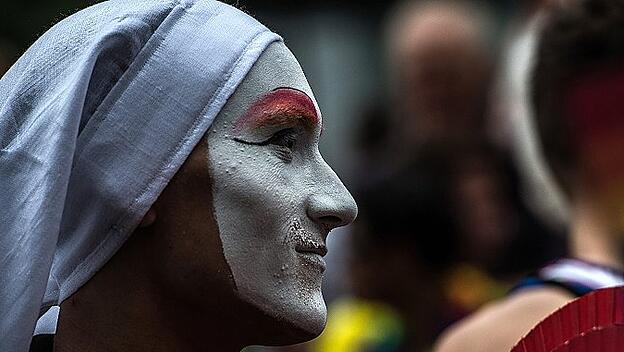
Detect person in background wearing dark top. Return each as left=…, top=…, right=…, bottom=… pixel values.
left=444, top=143, right=565, bottom=280
left=382, top=0, right=565, bottom=284
left=436, top=1, right=624, bottom=350
left=418, top=143, right=564, bottom=320
left=315, top=157, right=460, bottom=352
left=315, top=142, right=563, bottom=352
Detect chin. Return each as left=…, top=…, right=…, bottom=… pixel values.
left=288, top=295, right=327, bottom=340
left=253, top=290, right=328, bottom=346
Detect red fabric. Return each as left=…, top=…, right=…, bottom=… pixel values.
left=511, top=287, right=624, bottom=352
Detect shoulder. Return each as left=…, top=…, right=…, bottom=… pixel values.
left=434, top=287, right=574, bottom=352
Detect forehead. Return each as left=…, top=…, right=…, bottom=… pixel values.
left=212, top=41, right=320, bottom=128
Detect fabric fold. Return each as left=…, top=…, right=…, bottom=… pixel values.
left=0, top=1, right=281, bottom=350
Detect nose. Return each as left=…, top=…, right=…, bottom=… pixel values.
left=306, top=160, right=358, bottom=231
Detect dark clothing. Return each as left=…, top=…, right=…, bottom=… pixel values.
left=29, top=334, right=53, bottom=352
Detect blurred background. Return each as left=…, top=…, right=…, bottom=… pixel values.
left=1, top=0, right=572, bottom=351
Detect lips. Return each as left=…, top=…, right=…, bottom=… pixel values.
left=288, top=218, right=328, bottom=257
left=295, top=243, right=328, bottom=257
left=295, top=242, right=328, bottom=273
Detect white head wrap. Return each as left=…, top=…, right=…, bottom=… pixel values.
left=0, top=1, right=281, bottom=350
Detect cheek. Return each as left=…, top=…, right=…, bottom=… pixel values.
left=207, top=141, right=301, bottom=265
left=206, top=137, right=329, bottom=333
left=149, top=141, right=237, bottom=305
left=210, top=142, right=301, bottom=213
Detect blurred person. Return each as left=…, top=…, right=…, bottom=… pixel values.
left=432, top=142, right=565, bottom=331
left=347, top=108, right=564, bottom=351
left=489, top=0, right=572, bottom=231
left=1, top=1, right=357, bottom=351
left=315, top=142, right=562, bottom=351
left=435, top=1, right=624, bottom=351
left=314, top=156, right=460, bottom=352
left=350, top=103, right=396, bottom=189
left=385, top=0, right=495, bottom=152
left=444, top=143, right=565, bottom=279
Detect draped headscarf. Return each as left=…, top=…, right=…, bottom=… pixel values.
left=0, top=1, right=281, bottom=350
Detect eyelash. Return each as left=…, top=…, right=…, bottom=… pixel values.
left=234, top=128, right=298, bottom=163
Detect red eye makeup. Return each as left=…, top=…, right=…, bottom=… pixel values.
left=235, top=87, right=320, bottom=132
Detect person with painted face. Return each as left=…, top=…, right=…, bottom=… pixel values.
left=435, top=1, right=624, bottom=351
left=0, top=1, right=358, bottom=351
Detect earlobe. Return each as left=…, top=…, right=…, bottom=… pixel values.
left=139, top=208, right=157, bottom=228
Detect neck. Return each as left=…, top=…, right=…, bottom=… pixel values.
left=569, top=197, right=624, bottom=271
left=54, top=235, right=244, bottom=352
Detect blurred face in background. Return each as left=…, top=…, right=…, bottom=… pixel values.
left=388, top=2, right=492, bottom=144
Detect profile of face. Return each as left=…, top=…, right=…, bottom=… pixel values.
left=209, top=40, right=358, bottom=337
left=146, top=41, right=357, bottom=345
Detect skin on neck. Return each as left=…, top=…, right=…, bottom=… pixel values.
left=54, top=239, right=243, bottom=352
left=54, top=140, right=239, bottom=352
left=569, top=189, right=624, bottom=271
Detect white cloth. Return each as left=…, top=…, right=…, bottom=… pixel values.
left=33, top=306, right=60, bottom=336
left=500, top=14, right=570, bottom=229
left=0, top=1, right=281, bottom=350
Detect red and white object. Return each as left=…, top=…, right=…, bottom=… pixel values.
left=511, top=286, right=624, bottom=351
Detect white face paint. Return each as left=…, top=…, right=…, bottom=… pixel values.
left=206, top=42, right=358, bottom=336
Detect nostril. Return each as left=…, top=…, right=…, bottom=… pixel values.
left=307, top=194, right=358, bottom=230
left=319, top=215, right=346, bottom=230
left=306, top=179, right=358, bottom=230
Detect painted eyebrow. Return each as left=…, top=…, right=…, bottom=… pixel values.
left=234, top=87, right=320, bottom=131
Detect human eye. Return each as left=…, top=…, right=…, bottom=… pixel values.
left=234, top=128, right=298, bottom=163
left=267, top=128, right=297, bottom=149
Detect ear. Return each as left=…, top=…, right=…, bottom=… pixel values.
left=139, top=207, right=157, bottom=228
